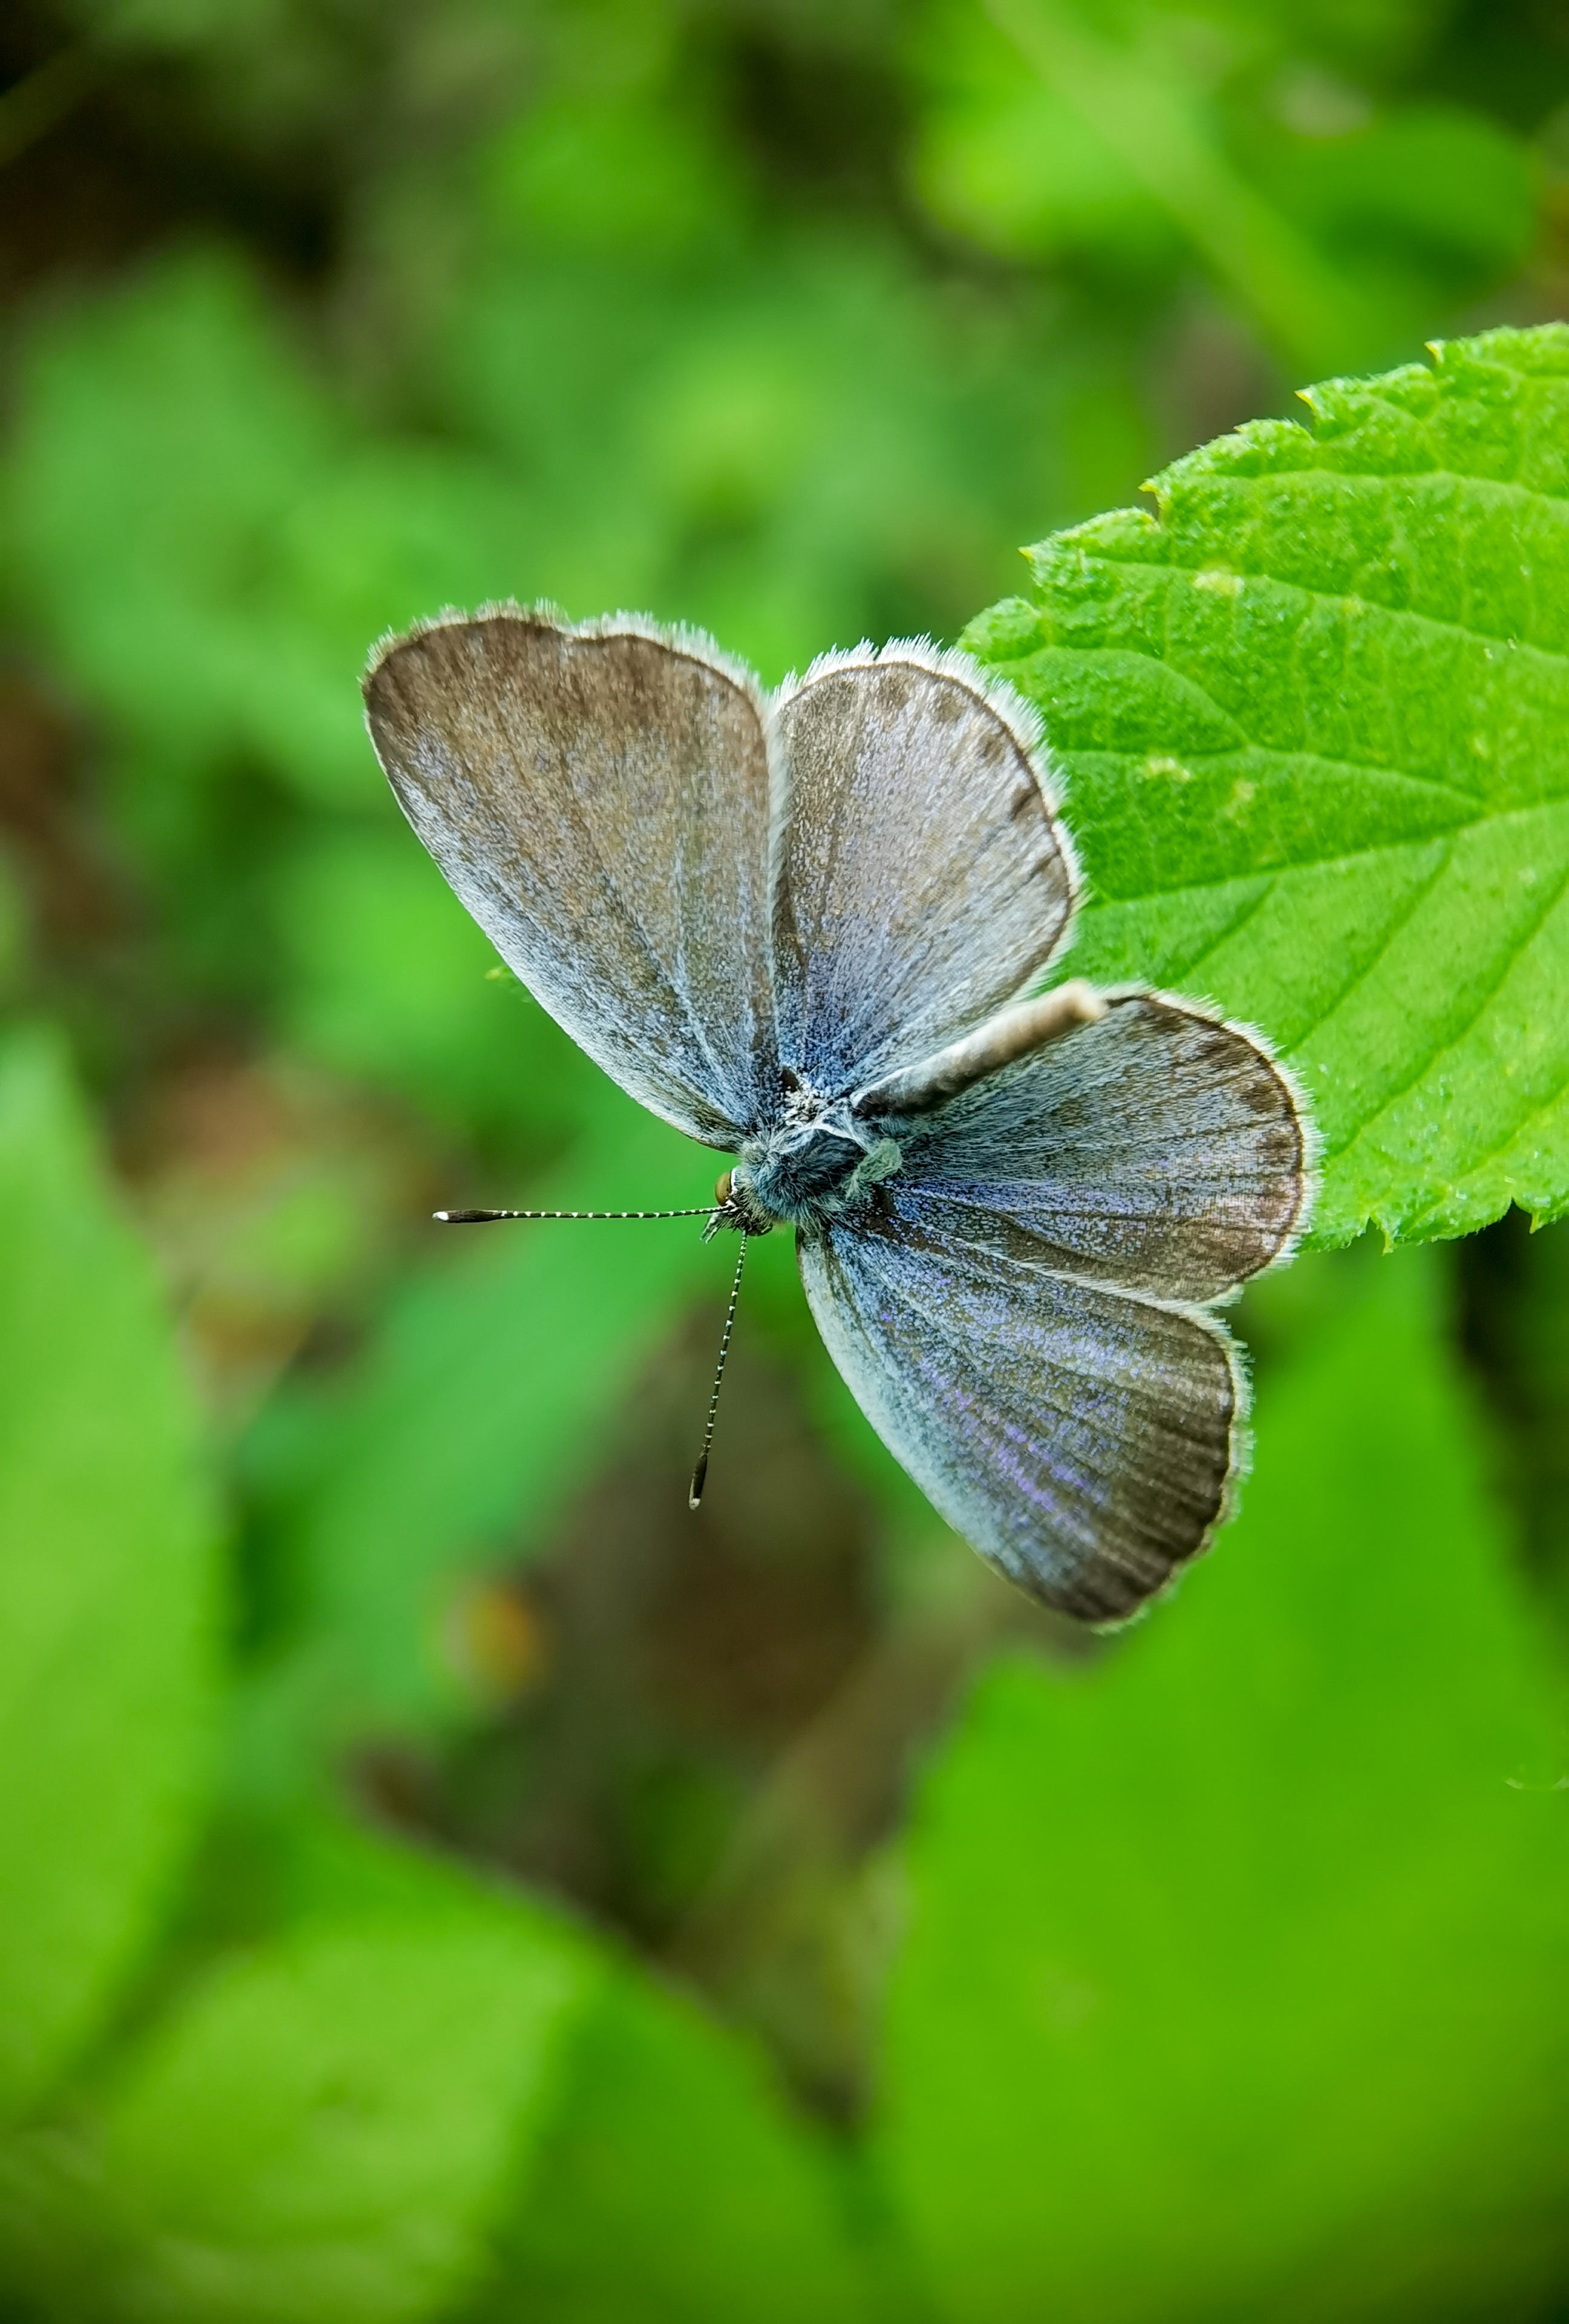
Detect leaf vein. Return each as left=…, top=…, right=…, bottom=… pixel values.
left=1404, top=1066, right=1569, bottom=1234
left=1084, top=797, right=1569, bottom=906
left=1165, top=877, right=1277, bottom=983
left=1320, top=850, right=1569, bottom=1166
left=1073, top=556, right=1569, bottom=666
left=1288, top=845, right=1455, bottom=1115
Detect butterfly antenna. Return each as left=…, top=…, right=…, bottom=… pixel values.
left=688, top=1232, right=749, bottom=1511
left=435, top=1206, right=716, bottom=1224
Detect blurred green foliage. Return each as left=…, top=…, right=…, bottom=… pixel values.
left=883, top=1250, right=1569, bottom=2321
left=0, top=1035, right=219, bottom=2121
left=1, top=0, right=1568, bottom=2317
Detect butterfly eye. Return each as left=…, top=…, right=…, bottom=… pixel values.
left=714, top=1169, right=733, bottom=1206
left=780, top=1066, right=802, bottom=1092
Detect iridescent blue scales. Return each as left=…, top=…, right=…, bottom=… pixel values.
left=364, top=610, right=1312, bottom=1623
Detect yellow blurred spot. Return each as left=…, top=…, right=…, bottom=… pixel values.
left=444, top=1576, right=551, bottom=1705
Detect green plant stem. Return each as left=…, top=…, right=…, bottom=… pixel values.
left=985, top=0, right=1378, bottom=374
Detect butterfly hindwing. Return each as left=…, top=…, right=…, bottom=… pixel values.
left=365, top=611, right=777, bottom=1148
left=889, top=992, right=1312, bottom=1302
left=801, top=1212, right=1242, bottom=1622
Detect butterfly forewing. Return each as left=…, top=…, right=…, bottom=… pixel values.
left=769, top=649, right=1077, bottom=1095
left=365, top=613, right=777, bottom=1148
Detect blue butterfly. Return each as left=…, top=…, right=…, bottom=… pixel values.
left=365, top=609, right=1312, bottom=1621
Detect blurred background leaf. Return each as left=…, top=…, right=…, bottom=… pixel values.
left=27, top=1900, right=590, bottom=2324
left=877, top=1247, right=1569, bottom=2320
left=472, top=1961, right=883, bottom=2324
left=0, top=1029, right=220, bottom=2124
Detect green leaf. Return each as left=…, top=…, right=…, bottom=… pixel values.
left=1, top=1818, right=887, bottom=2324
left=965, top=324, right=1569, bottom=1243
left=476, top=1964, right=881, bottom=2324
left=274, top=826, right=600, bottom=1149
left=1253, top=103, right=1538, bottom=286
left=5, top=252, right=530, bottom=816
left=485, top=82, right=745, bottom=259
left=0, top=1031, right=220, bottom=2121
left=977, top=0, right=1384, bottom=373
left=907, top=3, right=1169, bottom=266
left=875, top=1248, right=1569, bottom=2321
left=36, top=1894, right=593, bottom=2324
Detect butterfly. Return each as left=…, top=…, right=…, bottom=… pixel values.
left=364, top=608, right=1312, bottom=1623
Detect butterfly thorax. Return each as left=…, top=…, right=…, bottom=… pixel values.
left=714, top=1089, right=901, bottom=1237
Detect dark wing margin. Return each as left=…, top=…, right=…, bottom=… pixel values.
left=889, top=991, right=1315, bottom=1302
left=801, top=1215, right=1244, bottom=1623
left=364, top=608, right=777, bottom=1147
left=769, top=643, right=1078, bottom=1098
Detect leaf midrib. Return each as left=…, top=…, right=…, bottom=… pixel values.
left=1072, top=796, right=1569, bottom=913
